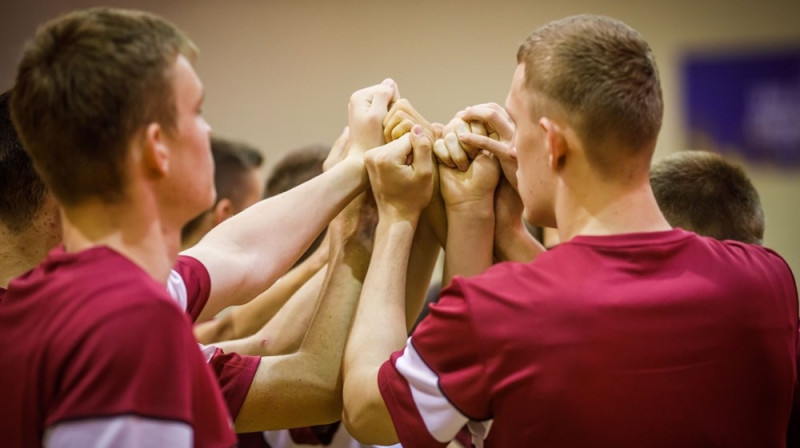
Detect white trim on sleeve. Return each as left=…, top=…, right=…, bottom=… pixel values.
left=166, top=268, right=188, bottom=312
left=395, top=338, right=473, bottom=443
left=44, top=415, right=192, bottom=448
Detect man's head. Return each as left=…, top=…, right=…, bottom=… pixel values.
left=265, top=144, right=328, bottom=198
left=507, top=15, right=663, bottom=226
left=181, top=137, right=264, bottom=248
left=11, top=7, right=202, bottom=209
left=651, top=151, right=765, bottom=245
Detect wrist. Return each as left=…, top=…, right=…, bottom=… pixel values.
left=341, top=153, right=369, bottom=190
left=446, top=197, right=494, bottom=220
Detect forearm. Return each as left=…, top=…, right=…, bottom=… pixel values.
left=234, top=239, right=367, bottom=432
left=246, top=266, right=327, bottom=356
left=343, top=218, right=417, bottom=445
left=184, top=155, right=366, bottom=318
left=225, top=256, right=326, bottom=340
left=443, top=201, right=495, bottom=286
left=193, top=313, right=235, bottom=345
left=494, top=222, right=546, bottom=263
left=404, top=216, right=441, bottom=330
left=212, top=267, right=327, bottom=356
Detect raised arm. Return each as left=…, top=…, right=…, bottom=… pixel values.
left=193, top=240, right=327, bottom=344
left=342, top=127, right=433, bottom=445
left=185, top=80, right=399, bottom=322
left=455, top=103, right=545, bottom=263
left=233, top=186, right=377, bottom=431
left=382, top=99, right=446, bottom=325
left=493, top=176, right=546, bottom=263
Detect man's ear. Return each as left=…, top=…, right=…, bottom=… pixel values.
left=539, top=117, right=566, bottom=170
left=211, top=198, right=235, bottom=226
left=142, top=122, right=169, bottom=176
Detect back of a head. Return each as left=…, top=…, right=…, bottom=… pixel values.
left=10, top=7, right=197, bottom=207
left=516, top=15, right=663, bottom=173
left=265, top=144, right=329, bottom=198
left=651, top=150, right=765, bottom=245
left=211, top=136, right=264, bottom=209
left=0, top=90, right=47, bottom=233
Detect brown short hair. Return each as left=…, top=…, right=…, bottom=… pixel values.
left=517, top=15, right=663, bottom=169
left=651, top=151, right=765, bottom=245
left=10, top=7, right=197, bottom=206
left=265, top=144, right=329, bottom=198
left=181, top=137, right=264, bottom=241
left=0, top=90, right=48, bottom=232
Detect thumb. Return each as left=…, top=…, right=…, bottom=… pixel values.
left=375, top=133, right=413, bottom=164
left=410, top=125, right=433, bottom=172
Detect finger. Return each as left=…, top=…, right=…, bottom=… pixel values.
left=383, top=99, right=411, bottom=128
left=452, top=119, right=478, bottom=159
left=433, top=138, right=455, bottom=168
left=410, top=125, right=433, bottom=175
left=458, top=132, right=514, bottom=161
left=392, top=119, right=414, bottom=142
left=444, top=131, right=470, bottom=172
left=469, top=120, right=488, bottom=137
left=370, top=78, right=398, bottom=113
left=384, top=109, right=412, bottom=142
left=459, top=104, right=514, bottom=140
left=375, top=133, right=412, bottom=165
left=431, top=122, right=445, bottom=140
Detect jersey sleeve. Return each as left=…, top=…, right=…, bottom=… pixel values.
left=206, top=347, right=261, bottom=420
left=170, top=255, right=212, bottom=322
left=45, top=299, right=204, bottom=430
left=378, top=276, right=491, bottom=447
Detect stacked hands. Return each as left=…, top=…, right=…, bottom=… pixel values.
left=329, top=78, right=536, bottom=261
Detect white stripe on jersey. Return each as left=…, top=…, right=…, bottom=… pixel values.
left=395, top=338, right=478, bottom=443
left=166, top=268, right=188, bottom=313
left=43, top=415, right=192, bottom=448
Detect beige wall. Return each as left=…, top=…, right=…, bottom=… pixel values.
left=2, top=0, right=799, bottom=274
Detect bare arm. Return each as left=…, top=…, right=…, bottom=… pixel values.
left=211, top=266, right=328, bottom=356
left=193, top=244, right=327, bottom=344
left=185, top=80, right=399, bottom=322
left=233, top=189, right=376, bottom=432
left=436, top=114, right=501, bottom=285
left=493, top=177, right=546, bottom=263
left=342, top=127, right=433, bottom=445
left=404, top=214, right=441, bottom=330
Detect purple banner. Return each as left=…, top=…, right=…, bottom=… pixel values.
left=682, top=48, right=800, bottom=166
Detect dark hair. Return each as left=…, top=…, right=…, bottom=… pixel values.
left=212, top=137, right=264, bottom=209
left=651, top=150, right=765, bottom=245
left=266, top=144, right=329, bottom=264
left=516, top=15, right=663, bottom=171
left=181, top=136, right=263, bottom=240
left=265, top=144, right=329, bottom=198
left=11, top=7, right=197, bottom=207
left=0, top=90, right=48, bottom=232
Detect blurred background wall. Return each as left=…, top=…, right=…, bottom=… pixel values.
left=2, top=0, right=799, bottom=274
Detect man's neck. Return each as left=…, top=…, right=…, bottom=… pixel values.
left=60, top=200, right=180, bottom=284
left=555, top=173, right=671, bottom=243
left=0, top=228, right=52, bottom=288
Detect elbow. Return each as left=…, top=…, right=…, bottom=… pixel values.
left=341, top=376, right=398, bottom=445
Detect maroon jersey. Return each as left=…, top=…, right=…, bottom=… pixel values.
left=379, top=229, right=798, bottom=447
left=170, top=255, right=260, bottom=420
left=0, top=246, right=236, bottom=447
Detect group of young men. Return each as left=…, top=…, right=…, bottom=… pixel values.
left=0, top=6, right=796, bottom=448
